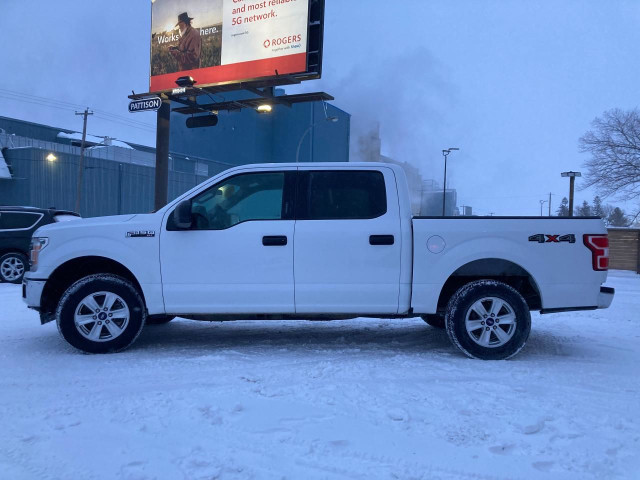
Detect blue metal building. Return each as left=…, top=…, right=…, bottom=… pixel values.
left=169, top=90, right=350, bottom=166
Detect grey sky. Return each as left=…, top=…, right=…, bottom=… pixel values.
left=1, top=0, right=638, bottom=216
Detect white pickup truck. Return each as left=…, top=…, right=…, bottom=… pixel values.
left=22, top=162, right=614, bottom=359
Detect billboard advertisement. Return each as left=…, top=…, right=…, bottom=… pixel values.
left=150, top=0, right=316, bottom=93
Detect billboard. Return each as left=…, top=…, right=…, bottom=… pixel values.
left=150, top=0, right=321, bottom=93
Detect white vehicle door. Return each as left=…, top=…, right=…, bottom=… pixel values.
left=294, top=167, right=402, bottom=314
left=160, top=169, right=296, bottom=314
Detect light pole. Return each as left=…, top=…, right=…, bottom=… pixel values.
left=561, top=171, right=582, bottom=217
left=442, top=148, right=460, bottom=216
left=296, top=115, right=339, bottom=163
left=539, top=199, right=547, bottom=217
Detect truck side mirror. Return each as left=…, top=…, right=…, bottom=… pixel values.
left=174, top=200, right=193, bottom=229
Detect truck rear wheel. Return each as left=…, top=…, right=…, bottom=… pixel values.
left=445, top=280, right=531, bottom=360
left=421, top=314, right=445, bottom=329
left=56, top=274, right=146, bottom=354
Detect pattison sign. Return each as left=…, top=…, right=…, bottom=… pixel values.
left=128, top=97, right=162, bottom=113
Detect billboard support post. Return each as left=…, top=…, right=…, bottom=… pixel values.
left=154, top=100, right=171, bottom=211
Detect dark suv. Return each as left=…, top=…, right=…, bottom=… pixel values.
left=0, top=206, right=80, bottom=283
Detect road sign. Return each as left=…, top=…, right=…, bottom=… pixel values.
left=129, top=97, right=162, bottom=113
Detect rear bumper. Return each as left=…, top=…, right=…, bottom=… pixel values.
left=540, top=286, right=614, bottom=314
left=598, top=286, right=615, bottom=309
left=22, top=278, right=46, bottom=309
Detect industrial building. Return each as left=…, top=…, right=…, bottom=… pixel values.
left=0, top=95, right=350, bottom=217
left=170, top=90, right=350, bottom=165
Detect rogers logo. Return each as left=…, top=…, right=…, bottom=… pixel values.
left=264, top=34, right=302, bottom=48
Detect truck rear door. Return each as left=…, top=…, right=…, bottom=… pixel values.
left=293, top=167, right=402, bottom=314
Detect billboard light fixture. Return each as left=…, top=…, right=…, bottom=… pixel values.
left=175, top=76, right=196, bottom=88
left=257, top=105, right=273, bottom=114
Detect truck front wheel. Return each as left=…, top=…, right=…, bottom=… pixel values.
left=56, top=274, right=146, bottom=354
left=445, top=280, right=531, bottom=360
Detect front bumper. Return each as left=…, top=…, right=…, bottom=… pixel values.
left=22, top=278, right=46, bottom=309
left=598, top=286, right=615, bottom=309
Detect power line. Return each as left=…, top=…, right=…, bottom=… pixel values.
left=0, top=88, right=155, bottom=127
left=0, top=88, right=156, bottom=132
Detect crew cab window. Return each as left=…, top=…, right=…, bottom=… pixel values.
left=298, top=171, right=387, bottom=220
left=190, top=172, right=285, bottom=230
left=0, top=212, right=43, bottom=231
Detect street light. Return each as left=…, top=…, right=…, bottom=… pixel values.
left=561, top=171, right=581, bottom=217
left=295, top=115, right=339, bottom=163
left=539, top=199, right=547, bottom=217
left=442, top=148, right=460, bottom=216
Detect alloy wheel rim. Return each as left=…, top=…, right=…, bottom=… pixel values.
left=1, top=257, right=25, bottom=281
left=74, top=291, right=130, bottom=342
left=465, top=296, right=517, bottom=348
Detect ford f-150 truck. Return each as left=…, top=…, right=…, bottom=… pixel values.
left=22, top=163, right=614, bottom=359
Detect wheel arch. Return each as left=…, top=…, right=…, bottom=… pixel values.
left=40, top=256, right=145, bottom=323
left=436, top=258, right=542, bottom=313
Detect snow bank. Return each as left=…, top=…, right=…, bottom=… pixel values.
left=0, top=271, right=638, bottom=479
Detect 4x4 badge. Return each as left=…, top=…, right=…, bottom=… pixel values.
left=528, top=234, right=575, bottom=244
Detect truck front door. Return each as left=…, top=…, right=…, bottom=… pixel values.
left=160, top=169, right=296, bottom=314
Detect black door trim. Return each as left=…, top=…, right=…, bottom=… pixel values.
left=263, top=236, right=288, bottom=246
left=370, top=235, right=394, bottom=246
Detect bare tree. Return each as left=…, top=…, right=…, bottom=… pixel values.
left=579, top=108, right=640, bottom=219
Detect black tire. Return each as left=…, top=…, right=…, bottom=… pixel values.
left=146, top=315, right=176, bottom=325
left=445, top=280, right=531, bottom=360
left=56, top=274, right=146, bottom=354
left=421, top=314, right=445, bottom=329
left=0, top=252, right=29, bottom=284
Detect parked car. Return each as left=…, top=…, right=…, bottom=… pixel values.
left=22, top=163, right=614, bottom=358
left=0, top=206, right=80, bottom=283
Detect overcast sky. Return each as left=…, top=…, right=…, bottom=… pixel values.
left=1, top=0, right=638, bottom=216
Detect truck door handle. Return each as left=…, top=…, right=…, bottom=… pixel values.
left=263, top=236, right=288, bottom=246
left=370, top=235, right=395, bottom=246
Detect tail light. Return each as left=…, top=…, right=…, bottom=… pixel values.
left=583, top=234, right=609, bottom=271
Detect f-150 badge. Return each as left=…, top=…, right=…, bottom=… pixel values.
left=528, top=234, right=575, bottom=244
left=126, top=231, right=156, bottom=238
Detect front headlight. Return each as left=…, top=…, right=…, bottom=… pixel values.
left=30, top=237, right=49, bottom=271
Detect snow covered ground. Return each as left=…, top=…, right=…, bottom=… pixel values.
left=1, top=271, right=639, bottom=480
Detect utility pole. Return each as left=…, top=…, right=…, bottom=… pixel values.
left=548, top=193, right=552, bottom=216
left=75, top=108, right=93, bottom=214
left=561, top=171, right=582, bottom=217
